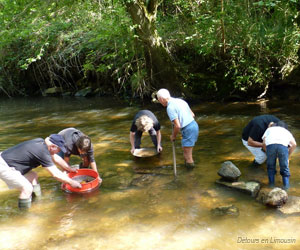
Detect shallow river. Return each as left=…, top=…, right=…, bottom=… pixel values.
left=0, top=97, right=300, bottom=250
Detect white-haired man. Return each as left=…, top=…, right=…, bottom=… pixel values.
left=157, top=89, right=199, bottom=169
left=0, top=134, right=82, bottom=208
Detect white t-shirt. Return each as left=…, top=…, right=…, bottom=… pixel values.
left=262, top=127, right=295, bottom=147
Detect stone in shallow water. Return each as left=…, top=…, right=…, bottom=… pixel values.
left=215, top=180, right=260, bottom=197
left=130, top=174, right=155, bottom=187
left=278, top=196, right=300, bottom=214
left=218, top=161, right=241, bottom=182
left=211, top=204, right=239, bottom=217
left=257, top=187, right=288, bottom=207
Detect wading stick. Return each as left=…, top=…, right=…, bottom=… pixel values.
left=172, top=139, right=177, bottom=177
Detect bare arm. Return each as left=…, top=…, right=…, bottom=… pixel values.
left=51, top=154, right=76, bottom=172
left=130, top=132, right=136, bottom=154
left=156, top=130, right=162, bottom=152
left=289, top=139, right=297, bottom=156
left=262, top=138, right=267, bottom=152
left=90, top=161, right=97, bottom=172
left=90, top=161, right=102, bottom=183
left=248, top=137, right=263, bottom=148
left=190, top=108, right=195, bottom=118
left=171, top=118, right=181, bottom=141
left=45, top=165, right=81, bottom=188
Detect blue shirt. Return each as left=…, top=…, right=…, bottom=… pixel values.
left=167, top=97, right=194, bottom=128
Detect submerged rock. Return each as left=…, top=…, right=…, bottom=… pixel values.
left=218, top=161, right=241, bottom=182
left=211, top=204, right=239, bottom=217
left=102, top=171, right=117, bottom=178
left=201, top=189, right=219, bottom=198
left=278, top=196, right=300, bottom=215
left=215, top=180, right=260, bottom=197
left=257, top=187, right=288, bottom=207
left=130, top=174, right=155, bottom=187
left=102, top=176, right=131, bottom=189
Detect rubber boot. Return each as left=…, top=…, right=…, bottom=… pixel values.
left=185, top=162, right=195, bottom=170
left=282, top=176, right=290, bottom=190
left=32, top=184, right=42, bottom=200
left=18, top=197, right=32, bottom=209
left=268, top=174, right=275, bottom=188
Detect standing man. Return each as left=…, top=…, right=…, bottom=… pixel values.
left=130, top=110, right=162, bottom=154
left=242, top=114, right=280, bottom=166
left=0, top=134, right=82, bottom=208
left=157, top=89, right=199, bottom=169
left=57, top=128, right=101, bottom=182
left=262, top=121, right=296, bottom=190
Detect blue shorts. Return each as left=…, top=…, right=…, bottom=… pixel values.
left=181, top=120, right=199, bottom=147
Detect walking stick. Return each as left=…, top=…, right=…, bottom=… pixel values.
left=172, top=139, right=177, bottom=177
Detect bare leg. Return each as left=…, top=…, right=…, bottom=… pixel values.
left=18, top=182, right=33, bottom=199
left=183, top=147, right=194, bottom=163
left=24, top=171, right=38, bottom=185
left=18, top=171, right=38, bottom=199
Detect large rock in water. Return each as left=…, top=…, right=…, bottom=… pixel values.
left=215, top=180, right=260, bottom=197
left=256, top=187, right=288, bottom=207
left=218, top=161, right=241, bottom=182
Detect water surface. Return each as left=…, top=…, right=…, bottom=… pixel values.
left=0, top=97, right=299, bottom=250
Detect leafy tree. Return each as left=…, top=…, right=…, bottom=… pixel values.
left=123, top=0, right=182, bottom=94
left=0, top=0, right=299, bottom=100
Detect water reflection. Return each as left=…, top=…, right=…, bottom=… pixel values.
left=0, top=97, right=300, bottom=249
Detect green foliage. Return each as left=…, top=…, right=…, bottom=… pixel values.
left=0, top=0, right=299, bottom=99
left=158, top=0, right=300, bottom=97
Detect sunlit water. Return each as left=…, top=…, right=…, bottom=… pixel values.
left=0, top=97, right=300, bottom=250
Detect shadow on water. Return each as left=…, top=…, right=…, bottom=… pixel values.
left=0, top=97, right=300, bottom=249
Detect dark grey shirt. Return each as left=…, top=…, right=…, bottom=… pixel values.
left=242, top=115, right=280, bottom=142
left=58, top=128, right=95, bottom=162
left=130, top=110, right=160, bottom=133
left=1, top=138, right=54, bottom=175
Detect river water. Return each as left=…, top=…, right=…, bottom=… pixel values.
left=0, top=97, right=299, bottom=250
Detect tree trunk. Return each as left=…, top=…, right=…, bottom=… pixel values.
left=125, top=0, right=181, bottom=93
